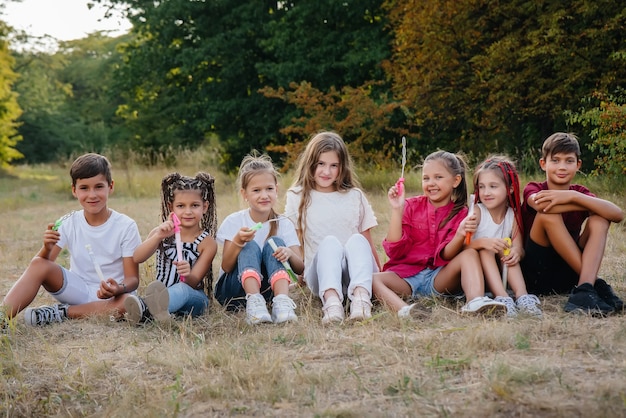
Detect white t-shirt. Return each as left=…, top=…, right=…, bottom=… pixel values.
left=473, top=203, right=514, bottom=239
left=56, top=209, right=142, bottom=289
left=216, top=209, right=300, bottom=276
left=285, top=187, right=377, bottom=273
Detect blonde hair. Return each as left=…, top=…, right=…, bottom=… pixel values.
left=237, top=153, right=281, bottom=239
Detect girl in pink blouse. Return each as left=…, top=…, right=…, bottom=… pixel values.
left=372, top=150, right=506, bottom=318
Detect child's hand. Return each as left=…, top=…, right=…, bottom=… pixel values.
left=501, top=246, right=521, bottom=267
left=234, top=227, right=256, bottom=246
left=480, top=237, right=509, bottom=254
left=155, top=215, right=176, bottom=238
left=460, top=212, right=477, bottom=237
left=272, top=245, right=292, bottom=263
left=387, top=184, right=405, bottom=209
left=531, top=190, right=570, bottom=212
left=43, top=223, right=60, bottom=250
left=174, top=260, right=191, bottom=277
left=97, top=278, right=120, bottom=299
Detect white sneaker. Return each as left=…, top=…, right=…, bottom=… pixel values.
left=349, top=295, right=372, bottom=321
left=397, top=301, right=431, bottom=320
left=144, top=281, right=171, bottom=322
left=271, top=294, right=298, bottom=323
left=494, top=296, right=518, bottom=318
left=246, top=293, right=272, bottom=325
left=322, top=299, right=345, bottom=324
left=516, top=294, right=543, bottom=317
left=461, top=296, right=506, bottom=316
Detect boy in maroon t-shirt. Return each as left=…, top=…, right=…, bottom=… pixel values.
left=521, top=132, right=624, bottom=315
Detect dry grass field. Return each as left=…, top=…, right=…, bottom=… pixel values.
left=1, top=152, right=625, bottom=417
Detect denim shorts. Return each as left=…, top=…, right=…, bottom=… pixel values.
left=404, top=267, right=443, bottom=298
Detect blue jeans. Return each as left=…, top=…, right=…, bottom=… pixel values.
left=214, top=236, right=287, bottom=310
left=168, top=282, right=209, bottom=317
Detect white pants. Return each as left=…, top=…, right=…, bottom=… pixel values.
left=305, top=234, right=377, bottom=303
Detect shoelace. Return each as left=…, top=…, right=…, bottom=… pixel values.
left=274, top=297, right=296, bottom=311
left=37, top=306, right=61, bottom=324
left=517, top=294, right=540, bottom=309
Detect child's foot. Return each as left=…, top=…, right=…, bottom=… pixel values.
left=124, top=295, right=151, bottom=325
left=494, top=296, right=518, bottom=318
left=594, top=278, right=624, bottom=312
left=322, top=299, right=345, bottom=324
left=143, top=281, right=171, bottom=322
left=397, top=300, right=431, bottom=321
left=515, top=294, right=542, bottom=317
left=23, top=304, right=68, bottom=326
left=348, top=294, right=372, bottom=321
left=460, top=296, right=506, bottom=316
left=564, top=283, right=614, bottom=316
left=245, top=293, right=272, bottom=325
left=271, top=294, right=298, bottom=323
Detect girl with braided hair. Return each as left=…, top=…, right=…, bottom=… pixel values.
left=467, top=156, right=542, bottom=317
left=126, top=172, right=217, bottom=324
left=372, top=150, right=507, bottom=318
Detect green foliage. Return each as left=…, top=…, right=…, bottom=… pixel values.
left=383, top=0, right=626, bottom=164
left=0, top=21, right=23, bottom=166
left=566, top=90, right=626, bottom=176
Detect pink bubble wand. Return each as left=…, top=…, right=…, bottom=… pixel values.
left=171, top=213, right=185, bottom=282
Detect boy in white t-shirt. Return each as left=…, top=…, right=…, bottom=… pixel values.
left=1, top=153, right=142, bottom=327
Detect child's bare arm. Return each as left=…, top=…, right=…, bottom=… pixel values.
left=530, top=190, right=624, bottom=222
left=181, top=237, right=217, bottom=289
left=361, top=228, right=382, bottom=271
left=133, top=221, right=175, bottom=263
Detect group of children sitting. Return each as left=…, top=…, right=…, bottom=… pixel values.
left=1, top=131, right=623, bottom=328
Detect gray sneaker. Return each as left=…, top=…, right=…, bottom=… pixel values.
left=494, top=296, right=518, bottom=318
left=516, top=294, right=542, bottom=318
left=24, top=304, right=68, bottom=326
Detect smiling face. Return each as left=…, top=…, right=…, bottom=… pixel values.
left=241, top=171, right=278, bottom=219
left=170, top=189, right=208, bottom=228
left=540, top=152, right=581, bottom=189
left=72, top=174, right=113, bottom=218
left=477, top=170, right=509, bottom=211
left=421, top=159, right=461, bottom=207
left=313, top=151, right=340, bottom=192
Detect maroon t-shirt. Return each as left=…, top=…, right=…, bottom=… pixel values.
left=521, top=181, right=594, bottom=243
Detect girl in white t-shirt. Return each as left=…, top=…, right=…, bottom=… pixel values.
left=215, top=154, right=304, bottom=324
left=285, top=131, right=382, bottom=323
left=466, top=156, right=541, bottom=317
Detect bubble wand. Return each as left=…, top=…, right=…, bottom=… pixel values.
left=465, top=195, right=475, bottom=245
left=171, top=213, right=185, bottom=282
left=502, top=237, right=512, bottom=289
left=395, top=136, right=407, bottom=195
left=85, top=244, right=106, bottom=282
left=267, top=238, right=298, bottom=283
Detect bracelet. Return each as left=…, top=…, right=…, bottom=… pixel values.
left=231, top=240, right=245, bottom=248
left=121, top=283, right=127, bottom=293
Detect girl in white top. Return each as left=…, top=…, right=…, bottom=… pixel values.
left=285, top=131, right=382, bottom=323
left=466, top=156, right=542, bottom=317
left=215, top=154, right=304, bottom=325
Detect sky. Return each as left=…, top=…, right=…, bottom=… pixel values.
left=2, top=0, right=131, bottom=42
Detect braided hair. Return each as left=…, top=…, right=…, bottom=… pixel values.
left=472, top=155, right=523, bottom=241
left=423, top=151, right=469, bottom=228
left=159, top=172, right=217, bottom=291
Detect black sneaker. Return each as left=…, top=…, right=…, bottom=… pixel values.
left=124, top=295, right=152, bottom=325
left=594, top=278, right=624, bottom=312
left=24, top=304, right=68, bottom=326
left=564, top=283, right=615, bottom=316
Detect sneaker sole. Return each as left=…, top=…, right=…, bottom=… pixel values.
left=564, top=303, right=613, bottom=317
left=246, top=315, right=273, bottom=325
left=144, top=281, right=171, bottom=322
left=124, top=296, right=144, bottom=325
left=272, top=314, right=298, bottom=324
left=462, top=303, right=507, bottom=317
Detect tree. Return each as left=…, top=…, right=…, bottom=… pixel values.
left=383, top=0, right=626, bottom=168
left=0, top=20, right=23, bottom=166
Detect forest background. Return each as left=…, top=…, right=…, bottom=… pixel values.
left=0, top=0, right=625, bottom=176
